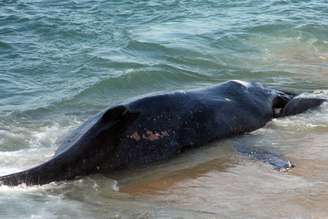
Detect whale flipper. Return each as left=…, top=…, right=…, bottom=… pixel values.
left=233, top=142, right=294, bottom=171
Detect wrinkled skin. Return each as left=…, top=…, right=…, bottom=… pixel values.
left=0, top=80, right=325, bottom=186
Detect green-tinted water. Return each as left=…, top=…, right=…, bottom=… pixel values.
left=0, top=0, right=327, bottom=218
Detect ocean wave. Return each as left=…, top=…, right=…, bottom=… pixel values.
left=0, top=40, right=13, bottom=50
left=0, top=117, right=80, bottom=152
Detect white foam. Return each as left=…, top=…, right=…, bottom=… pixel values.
left=0, top=147, right=53, bottom=175
left=0, top=119, right=83, bottom=176
left=297, top=90, right=328, bottom=99
left=0, top=181, right=61, bottom=193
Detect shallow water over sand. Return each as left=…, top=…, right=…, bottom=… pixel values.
left=0, top=0, right=328, bottom=218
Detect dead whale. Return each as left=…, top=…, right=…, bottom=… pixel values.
left=0, top=80, right=325, bottom=186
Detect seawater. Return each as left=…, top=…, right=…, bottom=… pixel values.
left=0, top=0, right=327, bottom=218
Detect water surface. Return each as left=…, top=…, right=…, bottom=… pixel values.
left=0, top=0, right=328, bottom=218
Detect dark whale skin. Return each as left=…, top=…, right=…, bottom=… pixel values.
left=0, top=80, right=321, bottom=186
left=282, top=98, right=326, bottom=116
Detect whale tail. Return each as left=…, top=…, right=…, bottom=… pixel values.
left=0, top=160, right=68, bottom=186
left=0, top=148, right=89, bottom=186
left=0, top=105, right=138, bottom=186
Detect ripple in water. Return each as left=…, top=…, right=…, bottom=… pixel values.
left=0, top=0, right=328, bottom=218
